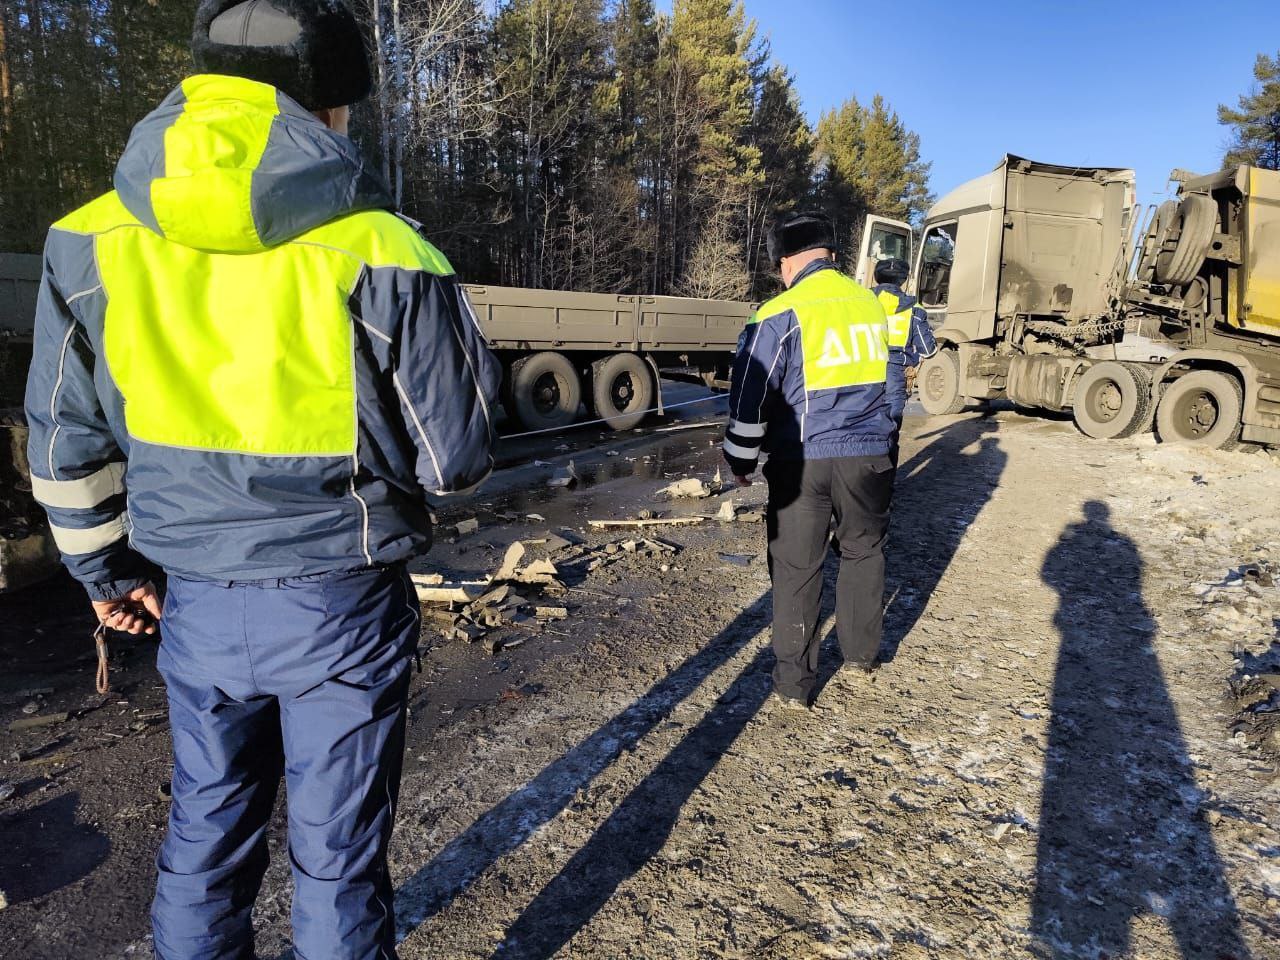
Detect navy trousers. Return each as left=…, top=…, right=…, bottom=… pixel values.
left=152, top=566, right=420, bottom=960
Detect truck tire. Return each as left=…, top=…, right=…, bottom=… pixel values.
left=1137, top=200, right=1178, bottom=282
left=1155, top=370, right=1243, bottom=448
left=509, top=352, right=582, bottom=432
left=590, top=353, right=654, bottom=431
left=1155, top=194, right=1216, bottom=287
left=1072, top=361, right=1154, bottom=440
left=918, top=348, right=966, bottom=415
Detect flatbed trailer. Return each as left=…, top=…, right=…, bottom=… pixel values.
left=463, top=284, right=753, bottom=431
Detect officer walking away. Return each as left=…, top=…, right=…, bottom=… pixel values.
left=24, top=3, right=500, bottom=958
left=723, top=212, right=896, bottom=712
left=872, top=258, right=937, bottom=462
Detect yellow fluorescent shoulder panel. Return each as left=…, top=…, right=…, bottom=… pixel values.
left=53, top=191, right=140, bottom=235
left=300, top=210, right=454, bottom=275
left=98, top=230, right=359, bottom=456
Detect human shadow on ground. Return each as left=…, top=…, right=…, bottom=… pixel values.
left=492, top=642, right=775, bottom=958
left=1032, top=501, right=1249, bottom=959
left=0, top=791, right=110, bottom=903
left=384, top=591, right=775, bottom=950
left=858, top=414, right=1008, bottom=672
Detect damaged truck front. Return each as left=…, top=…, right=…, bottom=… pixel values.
left=912, top=155, right=1280, bottom=449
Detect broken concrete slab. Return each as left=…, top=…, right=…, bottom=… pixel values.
left=534, top=606, right=569, bottom=620
left=716, top=500, right=738, bottom=522
left=657, top=477, right=712, bottom=500
left=455, top=518, right=480, bottom=537
left=589, top=517, right=704, bottom=530
left=517, top=559, right=560, bottom=585
left=548, top=461, right=579, bottom=489
left=415, top=584, right=482, bottom=605
left=494, top=542, right=526, bottom=582
left=9, top=712, right=69, bottom=733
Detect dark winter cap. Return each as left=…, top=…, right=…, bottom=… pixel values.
left=766, top=212, right=838, bottom=266
left=192, top=0, right=372, bottom=111
left=873, top=258, right=910, bottom=285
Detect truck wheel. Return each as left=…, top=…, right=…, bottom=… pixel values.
left=1155, top=370, right=1243, bottom=448
left=590, top=353, right=654, bottom=431
left=1137, top=201, right=1178, bottom=281
left=918, top=348, right=965, bottom=415
left=1072, top=361, right=1154, bottom=440
left=509, top=352, right=582, bottom=432
left=1156, top=194, right=1216, bottom=287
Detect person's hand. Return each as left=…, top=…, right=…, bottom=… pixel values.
left=92, top=583, right=162, bottom=636
left=904, top=365, right=919, bottom=393
left=734, top=474, right=753, bottom=488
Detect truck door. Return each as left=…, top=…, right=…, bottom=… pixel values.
left=854, top=216, right=913, bottom=287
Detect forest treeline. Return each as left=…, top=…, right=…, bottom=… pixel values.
left=0, top=0, right=931, bottom=298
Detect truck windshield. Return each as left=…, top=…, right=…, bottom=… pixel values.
left=868, top=226, right=909, bottom=262
left=919, top=223, right=958, bottom=308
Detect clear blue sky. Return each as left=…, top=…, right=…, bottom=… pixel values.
left=730, top=0, right=1279, bottom=210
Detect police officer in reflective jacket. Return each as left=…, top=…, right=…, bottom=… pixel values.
left=872, top=258, right=938, bottom=462
left=24, top=3, right=499, bottom=957
left=723, top=212, right=896, bottom=711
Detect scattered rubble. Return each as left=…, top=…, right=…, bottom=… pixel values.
left=656, top=468, right=724, bottom=501
left=547, top=461, right=579, bottom=489
left=9, top=712, right=69, bottom=733
left=454, top=518, right=479, bottom=537
left=588, top=517, right=703, bottom=530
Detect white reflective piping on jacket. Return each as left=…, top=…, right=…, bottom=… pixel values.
left=49, top=514, right=128, bottom=556
left=457, top=291, right=494, bottom=438
left=46, top=323, right=77, bottom=478
left=65, top=284, right=102, bottom=306
left=30, top=462, right=126, bottom=509
left=393, top=373, right=445, bottom=490
left=759, top=326, right=796, bottom=422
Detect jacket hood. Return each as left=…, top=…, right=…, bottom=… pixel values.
left=114, top=74, right=390, bottom=253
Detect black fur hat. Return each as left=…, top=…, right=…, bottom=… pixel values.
left=873, top=257, right=910, bottom=285
left=766, top=211, right=838, bottom=266
left=192, top=0, right=372, bottom=111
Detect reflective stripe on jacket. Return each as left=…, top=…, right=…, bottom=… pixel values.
left=723, top=261, right=893, bottom=475
left=873, top=282, right=938, bottom=367
left=25, top=75, right=501, bottom=600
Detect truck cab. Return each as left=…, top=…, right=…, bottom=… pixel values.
left=907, top=154, right=1280, bottom=449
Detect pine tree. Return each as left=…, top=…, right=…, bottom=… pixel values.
left=1218, top=52, right=1280, bottom=170
left=813, top=94, right=931, bottom=254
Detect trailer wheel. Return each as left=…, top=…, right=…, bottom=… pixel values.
left=1155, top=370, right=1243, bottom=448
left=1072, top=361, right=1154, bottom=440
left=509, top=352, right=582, bottom=432
left=918, top=348, right=965, bottom=415
left=590, top=353, right=654, bottom=431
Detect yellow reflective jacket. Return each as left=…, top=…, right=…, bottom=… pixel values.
left=25, top=75, right=500, bottom=599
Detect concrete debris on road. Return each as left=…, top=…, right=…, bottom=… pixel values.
left=547, top=461, right=579, bottom=489
left=8, top=711, right=70, bottom=733
left=657, top=468, right=724, bottom=501
left=588, top=517, right=703, bottom=529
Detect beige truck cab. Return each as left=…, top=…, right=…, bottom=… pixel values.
left=907, top=154, right=1280, bottom=449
